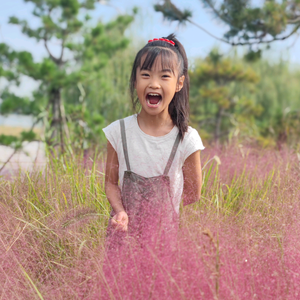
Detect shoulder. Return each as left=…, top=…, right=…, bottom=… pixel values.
left=103, top=115, right=136, bottom=134
left=102, top=114, right=137, bottom=149
left=180, top=126, right=205, bottom=161
left=183, top=126, right=205, bottom=148
left=123, top=114, right=137, bottom=130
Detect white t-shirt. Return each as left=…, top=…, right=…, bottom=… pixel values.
left=103, top=114, right=205, bottom=213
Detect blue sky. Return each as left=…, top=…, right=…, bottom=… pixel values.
left=1, top=0, right=300, bottom=96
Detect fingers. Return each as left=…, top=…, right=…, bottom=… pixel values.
left=110, top=218, right=119, bottom=226
left=113, top=220, right=128, bottom=231
left=111, top=212, right=128, bottom=231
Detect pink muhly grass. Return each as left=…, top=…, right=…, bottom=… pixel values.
left=0, top=145, right=299, bottom=299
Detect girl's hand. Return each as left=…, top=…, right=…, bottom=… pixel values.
left=111, top=211, right=129, bottom=231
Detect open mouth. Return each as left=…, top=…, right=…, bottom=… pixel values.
left=146, top=93, right=162, bottom=107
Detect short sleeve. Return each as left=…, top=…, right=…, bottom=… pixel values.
left=183, top=127, right=205, bottom=162
left=102, top=120, right=120, bottom=151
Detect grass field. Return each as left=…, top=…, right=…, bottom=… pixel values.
left=0, top=145, right=300, bottom=299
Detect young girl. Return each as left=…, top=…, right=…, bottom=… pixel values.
left=103, top=34, right=204, bottom=252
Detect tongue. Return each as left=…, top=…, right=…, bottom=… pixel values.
left=148, top=95, right=160, bottom=105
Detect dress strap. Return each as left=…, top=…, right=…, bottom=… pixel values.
left=163, top=133, right=181, bottom=176
left=120, top=119, right=131, bottom=171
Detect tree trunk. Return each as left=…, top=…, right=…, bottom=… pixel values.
left=214, top=108, right=224, bottom=146
left=49, top=88, right=65, bottom=153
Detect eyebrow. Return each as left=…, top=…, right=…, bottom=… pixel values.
left=139, top=66, right=176, bottom=77
left=139, top=68, right=174, bottom=74
left=161, top=69, right=173, bottom=73
left=161, top=68, right=176, bottom=76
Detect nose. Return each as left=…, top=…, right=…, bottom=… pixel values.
left=148, top=77, right=161, bottom=89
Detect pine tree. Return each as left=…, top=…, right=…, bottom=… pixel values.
left=0, top=0, right=134, bottom=154
left=155, top=0, right=300, bottom=59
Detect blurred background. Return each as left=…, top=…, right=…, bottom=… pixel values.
left=1, top=0, right=300, bottom=173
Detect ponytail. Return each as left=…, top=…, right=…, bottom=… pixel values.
left=165, top=34, right=190, bottom=140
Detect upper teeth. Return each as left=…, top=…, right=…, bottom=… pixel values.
left=148, top=93, right=160, bottom=96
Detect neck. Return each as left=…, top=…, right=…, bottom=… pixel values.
left=137, top=109, right=174, bottom=136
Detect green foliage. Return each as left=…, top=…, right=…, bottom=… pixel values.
left=20, top=130, right=36, bottom=142
left=0, top=91, right=39, bottom=115
left=209, top=0, right=289, bottom=40
left=154, top=0, right=300, bottom=59
left=83, top=47, right=135, bottom=121
left=190, top=52, right=300, bottom=146
left=0, top=130, right=35, bottom=147
left=0, top=0, right=134, bottom=153
left=244, top=50, right=262, bottom=62
left=233, top=58, right=300, bottom=146
left=69, top=109, right=105, bottom=149
left=154, top=0, right=192, bottom=24
left=0, top=135, right=19, bottom=147
left=0, top=43, right=19, bottom=82
left=190, top=49, right=261, bottom=143
left=62, top=45, right=136, bottom=150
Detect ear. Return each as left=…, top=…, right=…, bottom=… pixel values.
left=176, top=75, right=185, bottom=92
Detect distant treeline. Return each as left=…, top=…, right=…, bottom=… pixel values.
left=63, top=46, right=300, bottom=149
left=1, top=43, right=299, bottom=152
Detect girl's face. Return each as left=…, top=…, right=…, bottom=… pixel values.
left=135, top=54, right=185, bottom=118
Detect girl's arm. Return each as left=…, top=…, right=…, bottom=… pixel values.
left=105, top=141, right=128, bottom=231
left=182, top=150, right=202, bottom=206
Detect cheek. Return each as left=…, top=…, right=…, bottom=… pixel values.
left=136, top=84, right=143, bottom=93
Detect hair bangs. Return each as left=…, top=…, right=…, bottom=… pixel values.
left=140, top=47, right=178, bottom=75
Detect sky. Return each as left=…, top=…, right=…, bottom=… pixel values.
left=1, top=0, right=300, bottom=98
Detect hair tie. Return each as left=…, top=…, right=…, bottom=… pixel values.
left=148, top=38, right=175, bottom=46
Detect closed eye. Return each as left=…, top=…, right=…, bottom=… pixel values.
left=162, top=74, right=171, bottom=78
left=141, top=73, right=150, bottom=77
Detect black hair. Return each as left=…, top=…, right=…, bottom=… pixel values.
left=130, top=33, right=190, bottom=140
